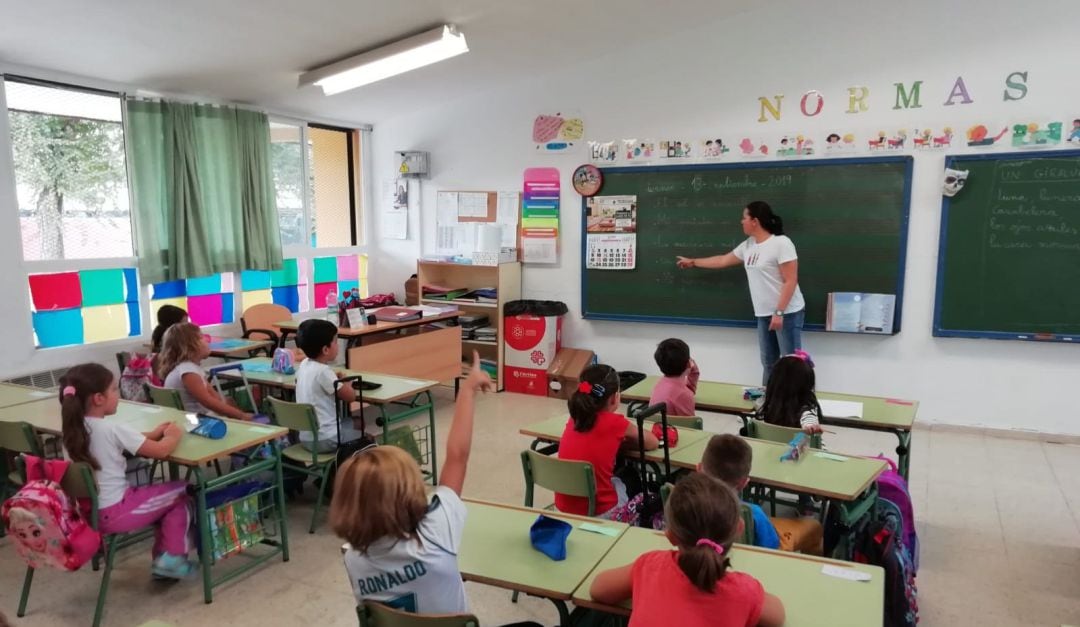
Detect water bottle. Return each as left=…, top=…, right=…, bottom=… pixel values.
left=325, top=292, right=337, bottom=323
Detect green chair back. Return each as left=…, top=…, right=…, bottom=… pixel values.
left=739, top=503, right=756, bottom=544
left=145, top=385, right=184, bottom=411
left=358, top=601, right=478, bottom=627
left=266, top=396, right=319, bottom=435
left=0, top=421, right=45, bottom=456
left=647, top=415, right=703, bottom=430
left=660, top=482, right=673, bottom=504
left=520, top=449, right=597, bottom=516
left=746, top=419, right=822, bottom=449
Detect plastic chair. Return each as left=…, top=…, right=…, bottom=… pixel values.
left=267, top=396, right=337, bottom=533
left=520, top=449, right=597, bottom=515
left=357, top=601, right=479, bottom=627
left=115, top=351, right=130, bottom=373
left=647, top=415, right=703, bottom=430
left=15, top=457, right=156, bottom=627
left=0, top=421, right=45, bottom=513
left=739, top=503, right=756, bottom=544
left=144, top=384, right=184, bottom=410
left=240, top=303, right=294, bottom=351
left=746, top=419, right=822, bottom=515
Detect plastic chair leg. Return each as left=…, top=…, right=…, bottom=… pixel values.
left=93, top=540, right=118, bottom=627
left=511, top=591, right=520, bottom=603
left=310, top=465, right=331, bottom=534
left=17, top=565, right=33, bottom=616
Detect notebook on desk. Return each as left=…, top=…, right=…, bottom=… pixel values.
left=374, top=307, right=423, bottom=322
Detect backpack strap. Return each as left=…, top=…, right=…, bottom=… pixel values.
left=24, top=454, right=70, bottom=483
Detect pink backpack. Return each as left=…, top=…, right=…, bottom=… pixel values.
left=1, top=455, right=101, bottom=571
left=872, top=455, right=919, bottom=572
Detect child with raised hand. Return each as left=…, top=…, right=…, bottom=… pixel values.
left=555, top=364, right=659, bottom=518
left=159, top=322, right=253, bottom=421
left=331, top=352, right=493, bottom=613
left=60, top=363, right=196, bottom=579
left=649, top=338, right=700, bottom=417
left=760, top=350, right=822, bottom=434
left=590, top=472, right=785, bottom=627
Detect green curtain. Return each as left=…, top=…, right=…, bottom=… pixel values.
left=125, top=99, right=283, bottom=283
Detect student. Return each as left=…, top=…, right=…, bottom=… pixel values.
left=159, top=322, right=253, bottom=421
left=759, top=351, right=822, bottom=434
left=294, top=319, right=364, bottom=452
left=555, top=364, right=659, bottom=518
left=150, top=304, right=188, bottom=354
left=59, top=363, right=196, bottom=579
left=331, top=352, right=492, bottom=613
left=590, top=472, right=785, bottom=627
left=649, top=338, right=700, bottom=417
left=701, top=434, right=823, bottom=555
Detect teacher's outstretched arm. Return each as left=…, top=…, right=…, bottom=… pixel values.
left=770, top=259, right=800, bottom=330
left=675, top=252, right=741, bottom=269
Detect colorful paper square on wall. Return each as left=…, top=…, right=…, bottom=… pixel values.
left=239, top=258, right=307, bottom=313
left=28, top=268, right=140, bottom=349
left=312, top=254, right=369, bottom=303
left=150, top=273, right=234, bottom=327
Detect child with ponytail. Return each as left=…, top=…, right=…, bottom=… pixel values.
left=590, top=472, right=786, bottom=626
left=60, top=363, right=197, bottom=579
left=555, top=364, right=659, bottom=517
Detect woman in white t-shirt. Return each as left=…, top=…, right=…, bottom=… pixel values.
left=676, top=201, right=805, bottom=384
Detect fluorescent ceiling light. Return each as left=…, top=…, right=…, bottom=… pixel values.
left=299, top=25, right=468, bottom=95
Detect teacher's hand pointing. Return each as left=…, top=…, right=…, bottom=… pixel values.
left=675, top=256, right=695, bottom=269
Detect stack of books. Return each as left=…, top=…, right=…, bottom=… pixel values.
left=473, top=326, right=497, bottom=342
left=459, top=314, right=490, bottom=340
left=423, top=284, right=470, bottom=301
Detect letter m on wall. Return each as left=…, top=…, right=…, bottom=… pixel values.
left=893, top=81, right=923, bottom=110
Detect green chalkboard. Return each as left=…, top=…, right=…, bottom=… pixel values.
left=935, top=150, right=1080, bottom=342
left=582, top=157, right=913, bottom=330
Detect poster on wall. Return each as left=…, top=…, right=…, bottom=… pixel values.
left=585, top=195, right=636, bottom=233
left=533, top=112, right=584, bottom=153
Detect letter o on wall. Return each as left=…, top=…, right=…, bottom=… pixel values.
left=800, top=90, right=824, bottom=117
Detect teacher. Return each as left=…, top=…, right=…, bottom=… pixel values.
left=676, top=200, right=805, bottom=384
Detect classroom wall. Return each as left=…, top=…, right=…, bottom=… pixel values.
left=368, top=0, right=1080, bottom=436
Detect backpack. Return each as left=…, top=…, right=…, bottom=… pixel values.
left=119, top=353, right=153, bottom=402
left=1, top=455, right=101, bottom=571
left=871, top=455, right=919, bottom=570
left=853, top=498, right=919, bottom=627
left=271, top=348, right=295, bottom=375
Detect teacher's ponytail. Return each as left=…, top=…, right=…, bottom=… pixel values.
left=746, top=200, right=784, bottom=235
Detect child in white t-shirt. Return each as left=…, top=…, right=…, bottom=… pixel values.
left=159, top=322, right=253, bottom=421
left=331, top=352, right=493, bottom=614
left=60, top=363, right=196, bottom=579
left=294, top=319, right=363, bottom=452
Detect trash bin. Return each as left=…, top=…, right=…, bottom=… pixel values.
left=503, top=300, right=568, bottom=396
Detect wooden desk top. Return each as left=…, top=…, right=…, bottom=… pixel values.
left=217, top=357, right=439, bottom=403
left=0, top=383, right=56, bottom=408
left=275, top=309, right=460, bottom=337
left=621, top=375, right=917, bottom=431
left=458, top=499, right=627, bottom=600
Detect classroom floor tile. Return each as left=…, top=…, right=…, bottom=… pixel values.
left=2, top=389, right=1079, bottom=626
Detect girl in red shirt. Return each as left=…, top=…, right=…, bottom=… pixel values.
left=554, top=364, right=658, bottom=517
left=590, top=473, right=786, bottom=627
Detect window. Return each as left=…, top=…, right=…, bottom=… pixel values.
left=5, top=79, right=132, bottom=261
left=269, top=122, right=306, bottom=248
left=150, top=274, right=235, bottom=327
left=239, top=258, right=309, bottom=313
left=312, top=254, right=369, bottom=309
left=309, top=125, right=361, bottom=248
left=28, top=268, right=141, bottom=348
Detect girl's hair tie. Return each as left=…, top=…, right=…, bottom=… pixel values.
left=695, top=538, right=725, bottom=555
left=789, top=349, right=814, bottom=368
left=62, top=386, right=77, bottom=397
left=578, top=382, right=606, bottom=398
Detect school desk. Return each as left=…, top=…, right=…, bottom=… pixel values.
left=275, top=309, right=461, bottom=381
left=621, top=375, right=918, bottom=479
left=3, top=399, right=291, bottom=604
left=571, top=526, right=884, bottom=627
left=458, top=498, right=628, bottom=626
left=142, top=336, right=274, bottom=359
left=216, top=357, right=441, bottom=482
left=0, top=383, right=55, bottom=408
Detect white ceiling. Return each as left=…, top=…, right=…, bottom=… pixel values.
left=0, top=0, right=754, bottom=126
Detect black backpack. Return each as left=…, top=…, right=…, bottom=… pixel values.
left=853, top=499, right=919, bottom=627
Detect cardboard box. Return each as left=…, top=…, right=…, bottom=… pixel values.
left=503, top=314, right=562, bottom=396
left=546, top=348, right=596, bottom=399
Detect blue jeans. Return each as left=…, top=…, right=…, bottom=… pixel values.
left=756, top=309, right=805, bottom=385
